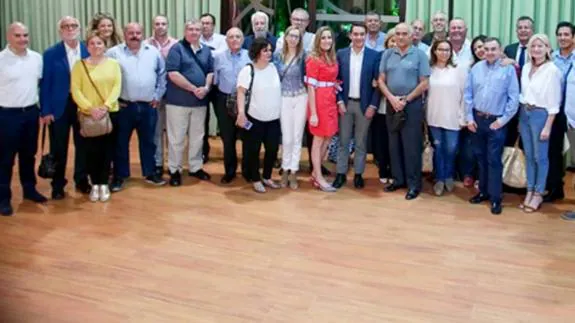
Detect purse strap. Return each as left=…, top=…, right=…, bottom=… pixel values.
left=81, top=59, right=106, bottom=104
left=280, top=55, right=297, bottom=81
left=561, top=63, right=573, bottom=111
left=40, top=124, right=48, bottom=155
left=244, top=63, right=255, bottom=113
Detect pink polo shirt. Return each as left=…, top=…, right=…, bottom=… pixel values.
left=146, top=36, right=178, bottom=59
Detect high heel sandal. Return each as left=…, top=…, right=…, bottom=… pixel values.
left=524, top=193, right=543, bottom=213
left=519, top=191, right=533, bottom=209
left=310, top=175, right=336, bottom=192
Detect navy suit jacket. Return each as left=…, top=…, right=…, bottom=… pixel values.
left=242, top=32, right=278, bottom=53
left=336, top=47, right=381, bottom=112
left=504, top=42, right=519, bottom=61
left=40, top=41, right=89, bottom=119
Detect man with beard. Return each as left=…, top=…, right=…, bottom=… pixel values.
left=0, top=22, right=48, bottom=216
left=242, top=11, right=277, bottom=52
left=274, top=8, right=315, bottom=53
left=365, top=11, right=386, bottom=51
left=107, top=22, right=167, bottom=191
left=147, top=15, right=178, bottom=177
left=40, top=16, right=90, bottom=199
left=422, top=11, right=448, bottom=46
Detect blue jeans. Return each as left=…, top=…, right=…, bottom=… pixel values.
left=457, top=128, right=476, bottom=179
left=114, top=101, right=158, bottom=179
left=472, top=111, right=507, bottom=203
left=518, top=106, right=550, bottom=194
left=429, top=127, right=459, bottom=182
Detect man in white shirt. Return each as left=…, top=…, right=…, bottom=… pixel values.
left=275, top=8, right=315, bottom=53
left=0, top=22, right=48, bottom=216
left=448, top=18, right=474, bottom=67
left=200, top=13, right=227, bottom=54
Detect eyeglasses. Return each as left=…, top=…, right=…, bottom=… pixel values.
left=436, top=48, right=451, bottom=52
left=61, top=23, right=79, bottom=30
left=287, top=34, right=300, bottom=39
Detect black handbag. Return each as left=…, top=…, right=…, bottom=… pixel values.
left=37, top=124, right=57, bottom=179
left=227, top=63, right=255, bottom=119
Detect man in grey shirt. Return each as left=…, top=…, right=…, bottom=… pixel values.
left=377, top=23, right=430, bottom=200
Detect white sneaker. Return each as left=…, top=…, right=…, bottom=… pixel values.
left=89, top=185, right=100, bottom=202
left=100, top=185, right=111, bottom=202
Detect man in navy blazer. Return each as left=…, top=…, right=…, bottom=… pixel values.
left=40, top=16, right=90, bottom=199
left=332, top=23, right=381, bottom=189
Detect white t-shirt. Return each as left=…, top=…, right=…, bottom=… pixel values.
left=237, top=63, right=282, bottom=121
left=427, top=65, right=468, bottom=130
left=0, top=47, right=42, bottom=107
left=520, top=62, right=562, bottom=114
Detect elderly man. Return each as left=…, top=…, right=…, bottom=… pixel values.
left=242, top=11, right=277, bottom=52
left=165, top=19, right=214, bottom=186
left=365, top=11, right=386, bottom=51
left=411, top=19, right=430, bottom=53
left=213, top=27, right=251, bottom=184
left=107, top=22, right=167, bottom=191
left=378, top=23, right=430, bottom=200
left=40, top=16, right=90, bottom=200
left=464, top=37, right=519, bottom=215
left=0, top=22, right=48, bottom=216
left=448, top=18, right=474, bottom=67
left=422, top=11, right=448, bottom=46
left=275, top=8, right=315, bottom=53
left=147, top=15, right=178, bottom=176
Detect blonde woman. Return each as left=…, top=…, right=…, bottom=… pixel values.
left=305, top=26, right=339, bottom=192
left=71, top=32, right=122, bottom=202
left=88, top=13, right=122, bottom=48
left=273, top=26, right=307, bottom=189
left=518, top=34, right=562, bottom=212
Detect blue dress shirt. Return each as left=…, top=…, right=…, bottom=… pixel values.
left=106, top=43, right=166, bottom=102
left=213, top=49, right=251, bottom=94
left=365, top=32, right=386, bottom=51
left=464, top=59, right=520, bottom=126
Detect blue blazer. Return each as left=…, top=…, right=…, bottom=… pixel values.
left=336, top=47, right=381, bottom=112
left=40, top=41, right=89, bottom=119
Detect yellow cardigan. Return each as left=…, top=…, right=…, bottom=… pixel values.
left=71, top=58, right=122, bottom=114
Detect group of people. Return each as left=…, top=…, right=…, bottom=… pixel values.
left=1, top=8, right=574, bottom=219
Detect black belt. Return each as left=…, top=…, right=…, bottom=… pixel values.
left=119, top=98, right=151, bottom=105
left=474, top=109, right=500, bottom=119
left=349, top=97, right=360, bottom=102
left=0, top=104, right=37, bottom=111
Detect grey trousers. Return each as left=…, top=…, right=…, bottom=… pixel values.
left=386, top=99, right=424, bottom=191
left=154, top=100, right=167, bottom=167
left=336, top=100, right=373, bottom=174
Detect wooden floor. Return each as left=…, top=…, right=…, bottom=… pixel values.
left=1, top=138, right=575, bottom=322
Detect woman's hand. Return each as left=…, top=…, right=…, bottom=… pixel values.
left=309, top=114, right=319, bottom=127
left=540, top=126, right=551, bottom=141
left=90, top=107, right=106, bottom=120
left=236, top=112, right=248, bottom=128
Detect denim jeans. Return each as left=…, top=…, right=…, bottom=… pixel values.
left=457, top=128, right=476, bottom=179
left=429, top=127, right=459, bottom=182
left=472, top=111, right=507, bottom=203
left=518, top=106, right=550, bottom=194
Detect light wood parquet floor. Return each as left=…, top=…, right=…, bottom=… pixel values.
left=1, top=137, right=575, bottom=322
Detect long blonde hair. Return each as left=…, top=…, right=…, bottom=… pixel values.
left=310, top=26, right=336, bottom=65
left=280, top=26, right=304, bottom=62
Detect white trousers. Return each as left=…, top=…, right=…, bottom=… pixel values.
left=166, top=104, right=206, bottom=174
left=280, top=93, right=308, bottom=171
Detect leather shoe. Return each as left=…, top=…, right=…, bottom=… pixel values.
left=491, top=201, right=502, bottom=215
left=52, top=189, right=65, bottom=200
left=75, top=180, right=91, bottom=194
left=384, top=183, right=405, bottom=192
left=332, top=174, right=347, bottom=189
left=469, top=193, right=490, bottom=204
left=0, top=201, right=13, bottom=216
left=354, top=174, right=364, bottom=189
left=543, top=188, right=564, bottom=203
left=23, top=190, right=48, bottom=203
left=405, top=189, right=419, bottom=200
left=189, top=169, right=211, bottom=181
left=169, top=171, right=182, bottom=187
left=220, top=174, right=235, bottom=184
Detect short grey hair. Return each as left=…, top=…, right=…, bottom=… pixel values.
left=57, top=16, right=80, bottom=29
left=185, top=19, right=202, bottom=28
left=251, top=11, right=269, bottom=27
left=291, top=8, right=309, bottom=19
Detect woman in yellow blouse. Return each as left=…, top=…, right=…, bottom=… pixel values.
left=71, top=31, right=121, bottom=202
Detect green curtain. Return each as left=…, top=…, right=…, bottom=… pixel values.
left=406, top=0, right=575, bottom=47
left=1, top=0, right=220, bottom=52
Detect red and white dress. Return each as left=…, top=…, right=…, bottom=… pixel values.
left=305, top=56, right=339, bottom=137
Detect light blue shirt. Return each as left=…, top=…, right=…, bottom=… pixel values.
left=464, top=59, right=520, bottom=126
left=213, top=49, right=251, bottom=94
left=365, top=32, right=386, bottom=52
left=106, top=43, right=166, bottom=102
left=415, top=41, right=430, bottom=53
left=552, top=49, right=575, bottom=77
left=564, top=64, right=575, bottom=128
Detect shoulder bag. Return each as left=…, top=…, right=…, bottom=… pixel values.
left=37, top=124, right=57, bottom=179
left=227, top=63, right=255, bottom=119
left=78, top=60, right=113, bottom=138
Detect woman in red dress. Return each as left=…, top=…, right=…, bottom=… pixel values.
left=305, top=26, right=339, bottom=192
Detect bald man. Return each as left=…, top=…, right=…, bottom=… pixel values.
left=106, top=22, right=167, bottom=192
left=40, top=16, right=90, bottom=200
left=0, top=22, right=48, bottom=216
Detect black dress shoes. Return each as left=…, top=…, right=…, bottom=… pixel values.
left=354, top=174, right=364, bottom=189
left=23, top=190, right=48, bottom=204
left=0, top=200, right=13, bottom=216
left=469, top=193, right=490, bottom=204
left=52, top=189, right=65, bottom=200
left=332, top=174, right=347, bottom=189
left=189, top=169, right=211, bottom=181
left=405, top=189, right=419, bottom=200
left=543, top=188, right=564, bottom=203
left=220, top=174, right=235, bottom=184
left=384, top=183, right=405, bottom=192
left=169, top=171, right=182, bottom=186
left=491, top=201, right=502, bottom=215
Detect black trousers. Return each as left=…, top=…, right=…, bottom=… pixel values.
left=213, top=90, right=239, bottom=177
left=243, top=116, right=280, bottom=182
left=49, top=97, right=88, bottom=190
left=545, top=111, right=567, bottom=193
left=84, top=112, right=119, bottom=185
left=387, top=99, right=424, bottom=191
left=0, top=106, right=40, bottom=202
left=372, top=113, right=391, bottom=179
left=203, top=89, right=218, bottom=159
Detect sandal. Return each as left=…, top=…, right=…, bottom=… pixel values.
left=524, top=193, right=543, bottom=213
left=519, top=191, right=533, bottom=209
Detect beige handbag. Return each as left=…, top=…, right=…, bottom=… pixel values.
left=78, top=60, right=113, bottom=138
left=422, top=125, right=434, bottom=173
left=502, top=139, right=527, bottom=188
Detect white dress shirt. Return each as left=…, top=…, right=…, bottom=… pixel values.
left=0, top=47, right=42, bottom=107
left=520, top=61, right=563, bottom=114
left=348, top=47, right=364, bottom=99
left=65, top=42, right=81, bottom=71
left=200, top=33, right=227, bottom=55
left=427, top=65, right=468, bottom=130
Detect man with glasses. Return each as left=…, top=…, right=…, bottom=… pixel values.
left=275, top=8, right=315, bottom=53
left=40, top=16, right=90, bottom=199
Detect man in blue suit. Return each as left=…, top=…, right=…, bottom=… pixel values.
left=40, top=16, right=90, bottom=199
left=332, top=23, right=381, bottom=189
